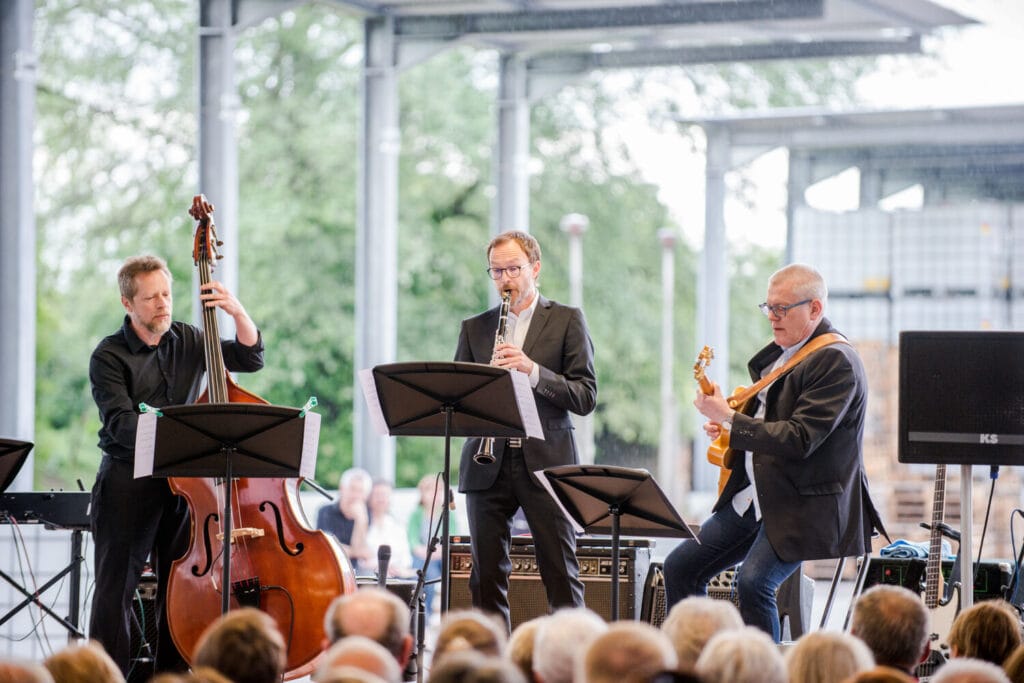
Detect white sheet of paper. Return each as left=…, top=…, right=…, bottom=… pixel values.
left=134, top=412, right=157, bottom=478
left=358, top=368, right=391, bottom=436
left=534, top=469, right=583, bottom=533
left=511, top=370, right=544, bottom=441
left=301, top=412, right=321, bottom=479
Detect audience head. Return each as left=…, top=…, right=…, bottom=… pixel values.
left=43, top=642, right=124, bottom=683
left=1003, top=644, right=1024, bottom=683
left=660, top=596, right=743, bottom=671
left=931, top=658, right=1012, bottom=683
left=695, top=626, right=787, bottom=683
left=339, top=468, right=373, bottom=503
left=148, top=668, right=233, bottom=683
left=506, top=616, right=548, bottom=683
left=193, top=607, right=286, bottom=683
left=784, top=631, right=874, bottom=683
left=533, top=608, right=607, bottom=683
left=850, top=585, right=929, bottom=674
left=315, top=667, right=388, bottom=683
left=433, top=610, right=507, bottom=663
left=316, top=635, right=402, bottom=683
left=368, top=480, right=394, bottom=519
left=0, top=660, right=54, bottom=683
left=426, top=650, right=488, bottom=683
left=417, top=474, right=444, bottom=510
left=578, top=621, right=678, bottom=683
left=324, top=588, right=413, bottom=665
left=949, top=599, right=1022, bottom=665
left=844, top=666, right=917, bottom=683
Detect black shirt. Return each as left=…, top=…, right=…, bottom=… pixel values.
left=89, top=315, right=265, bottom=462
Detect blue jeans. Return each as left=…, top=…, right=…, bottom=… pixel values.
left=663, top=503, right=800, bottom=642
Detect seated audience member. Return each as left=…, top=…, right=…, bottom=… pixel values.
left=324, top=588, right=413, bottom=666
left=43, top=642, right=124, bottom=683
left=148, top=667, right=233, bottom=683
left=843, top=666, right=917, bottom=683
left=948, top=600, right=1023, bottom=666
left=318, top=468, right=373, bottom=570
left=931, top=658, right=1012, bottom=683
left=785, top=631, right=874, bottom=683
left=408, top=473, right=457, bottom=621
left=1003, top=644, right=1024, bottom=683
left=192, top=607, right=286, bottom=683
left=850, top=585, right=929, bottom=676
left=433, top=610, right=508, bottom=663
left=463, top=657, right=527, bottom=683
left=316, top=666, right=388, bottom=683
left=364, top=479, right=414, bottom=576
left=533, top=608, right=607, bottom=683
left=428, top=650, right=489, bottom=683
left=695, top=626, right=787, bottom=683
left=578, top=622, right=678, bottom=683
left=506, top=616, right=549, bottom=683
left=660, top=596, right=743, bottom=671
left=315, top=636, right=402, bottom=683
left=0, top=660, right=54, bottom=683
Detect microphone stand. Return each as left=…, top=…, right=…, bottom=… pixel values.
left=406, top=494, right=446, bottom=683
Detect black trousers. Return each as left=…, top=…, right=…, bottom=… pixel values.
left=465, top=447, right=584, bottom=631
left=89, top=457, right=190, bottom=676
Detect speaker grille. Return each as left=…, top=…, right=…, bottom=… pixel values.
left=448, top=537, right=650, bottom=628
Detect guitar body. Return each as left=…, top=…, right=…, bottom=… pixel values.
left=693, top=347, right=735, bottom=496
left=923, top=587, right=959, bottom=671
left=917, top=464, right=959, bottom=678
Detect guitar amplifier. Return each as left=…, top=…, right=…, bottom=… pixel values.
left=862, top=557, right=1012, bottom=602
left=448, top=536, right=650, bottom=629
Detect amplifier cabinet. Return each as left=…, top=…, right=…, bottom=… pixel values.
left=448, top=536, right=650, bottom=628
left=862, top=557, right=1012, bottom=602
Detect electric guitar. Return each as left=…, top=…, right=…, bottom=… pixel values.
left=693, top=346, right=731, bottom=495
left=919, top=463, right=960, bottom=675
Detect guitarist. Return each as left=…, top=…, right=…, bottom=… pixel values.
left=664, top=264, right=886, bottom=642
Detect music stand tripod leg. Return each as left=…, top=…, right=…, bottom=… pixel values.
left=610, top=505, right=620, bottom=622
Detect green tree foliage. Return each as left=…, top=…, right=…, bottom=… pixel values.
left=31, top=0, right=870, bottom=490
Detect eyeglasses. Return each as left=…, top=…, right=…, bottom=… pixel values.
left=486, top=263, right=531, bottom=280
left=758, top=299, right=811, bottom=318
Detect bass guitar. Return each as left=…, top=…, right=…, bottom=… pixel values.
left=693, top=346, right=734, bottom=496
left=919, top=463, right=959, bottom=676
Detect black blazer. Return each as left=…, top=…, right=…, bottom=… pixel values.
left=716, top=319, right=887, bottom=562
left=454, top=295, right=597, bottom=492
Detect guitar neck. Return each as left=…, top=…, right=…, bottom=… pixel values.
left=924, top=464, right=947, bottom=609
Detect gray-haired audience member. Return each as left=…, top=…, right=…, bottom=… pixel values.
left=316, top=666, right=389, bottom=683
left=324, top=588, right=413, bottom=666
left=578, top=622, right=678, bottom=683
left=785, top=631, right=874, bottom=683
left=850, top=585, right=929, bottom=675
left=931, top=658, right=1012, bottom=683
left=533, top=608, right=608, bottom=683
left=660, top=596, right=743, bottom=671
left=695, top=626, right=787, bottom=683
left=315, top=636, right=402, bottom=683
left=506, top=616, right=549, bottom=683
left=433, top=610, right=507, bottom=664
left=0, top=660, right=54, bottom=683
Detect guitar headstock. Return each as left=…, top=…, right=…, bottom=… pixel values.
left=190, top=194, right=223, bottom=268
left=693, top=346, right=714, bottom=381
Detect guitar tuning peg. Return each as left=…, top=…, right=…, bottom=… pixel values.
left=216, top=254, right=224, bottom=260
left=216, top=240, right=224, bottom=247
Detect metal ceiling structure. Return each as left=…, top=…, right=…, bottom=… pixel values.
left=0, top=0, right=974, bottom=488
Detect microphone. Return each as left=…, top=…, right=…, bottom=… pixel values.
left=377, top=544, right=391, bottom=587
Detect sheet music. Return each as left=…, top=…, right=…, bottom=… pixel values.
left=300, top=412, right=321, bottom=480
left=534, top=469, right=583, bottom=533
left=358, top=368, right=391, bottom=436
left=511, top=371, right=544, bottom=441
left=134, top=412, right=157, bottom=478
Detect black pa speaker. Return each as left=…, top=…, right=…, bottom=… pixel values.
left=448, top=536, right=650, bottom=628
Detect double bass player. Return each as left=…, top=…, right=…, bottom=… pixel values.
left=88, top=254, right=264, bottom=675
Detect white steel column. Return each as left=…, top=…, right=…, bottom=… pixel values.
left=0, top=0, right=36, bottom=490
left=694, top=124, right=731, bottom=492
left=493, top=54, right=530, bottom=235
left=354, top=17, right=399, bottom=482
left=560, top=213, right=594, bottom=464
left=658, top=228, right=680, bottom=501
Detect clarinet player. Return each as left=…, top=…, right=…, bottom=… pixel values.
left=454, top=230, right=598, bottom=632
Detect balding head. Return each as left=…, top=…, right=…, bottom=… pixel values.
left=316, top=636, right=402, bottom=683
left=324, top=588, right=412, bottom=666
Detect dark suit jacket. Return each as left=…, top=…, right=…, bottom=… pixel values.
left=715, top=318, right=887, bottom=562
left=454, top=295, right=597, bottom=492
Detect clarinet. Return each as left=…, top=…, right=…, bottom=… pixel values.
left=473, top=290, right=512, bottom=465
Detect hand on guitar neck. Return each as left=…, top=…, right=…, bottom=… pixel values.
left=693, top=346, right=741, bottom=495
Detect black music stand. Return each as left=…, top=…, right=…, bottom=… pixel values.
left=135, top=403, right=319, bottom=614
left=0, top=438, right=32, bottom=493
left=536, top=464, right=696, bottom=620
left=360, top=361, right=541, bottom=615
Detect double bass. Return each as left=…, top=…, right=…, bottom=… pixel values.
left=166, top=195, right=356, bottom=679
